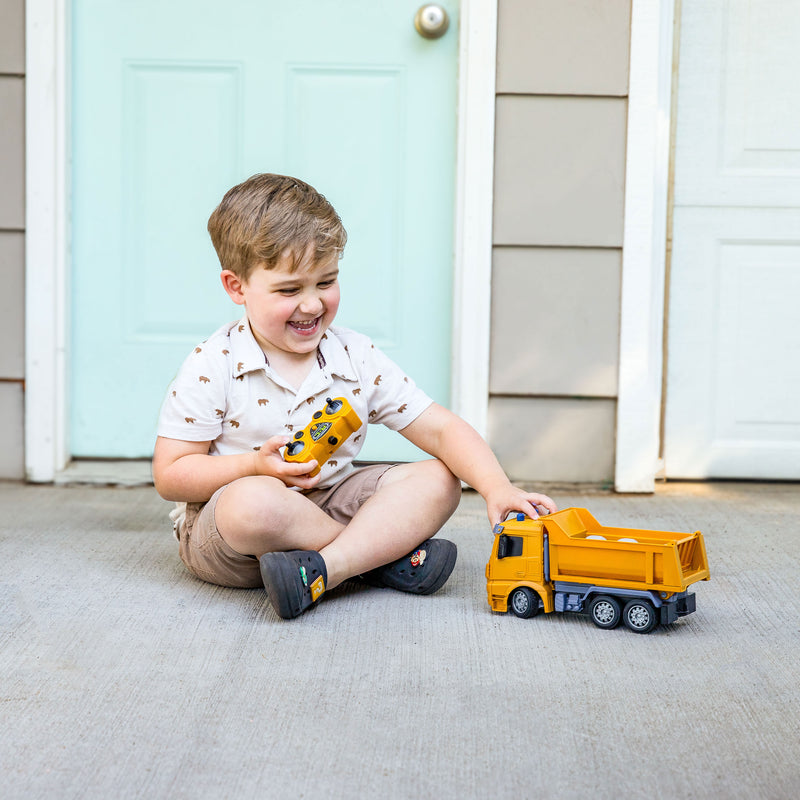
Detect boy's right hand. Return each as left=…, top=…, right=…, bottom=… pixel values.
left=253, top=435, right=321, bottom=490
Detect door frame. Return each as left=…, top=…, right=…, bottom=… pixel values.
left=614, top=0, right=676, bottom=492
left=24, top=0, right=498, bottom=481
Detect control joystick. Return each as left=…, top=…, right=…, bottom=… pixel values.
left=324, top=398, right=343, bottom=414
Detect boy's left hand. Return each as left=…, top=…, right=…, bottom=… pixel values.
left=486, top=486, right=558, bottom=528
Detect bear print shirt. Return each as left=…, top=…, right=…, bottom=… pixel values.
left=157, top=316, right=434, bottom=496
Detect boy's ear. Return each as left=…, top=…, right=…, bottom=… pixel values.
left=220, top=270, right=246, bottom=305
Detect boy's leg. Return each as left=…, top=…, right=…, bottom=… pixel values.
left=318, top=459, right=462, bottom=589
left=259, top=459, right=461, bottom=618
left=213, top=475, right=346, bottom=556
left=215, top=462, right=461, bottom=585
left=211, top=462, right=461, bottom=617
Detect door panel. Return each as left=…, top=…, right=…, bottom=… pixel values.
left=665, top=0, right=800, bottom=478
left=71, top=0, right=458, bottom=459
left=666, top=207, right=800, bottom=478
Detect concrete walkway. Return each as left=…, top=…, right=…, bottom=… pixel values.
left=1, top=479, right=798, bottom=799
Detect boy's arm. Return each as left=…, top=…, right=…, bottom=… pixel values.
left=152, top=435, right=321, bottom=502
left=399, top=403, right=558, bottom=526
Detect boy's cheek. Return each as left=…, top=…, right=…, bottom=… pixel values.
left=326, top=287, right=340, bottom=308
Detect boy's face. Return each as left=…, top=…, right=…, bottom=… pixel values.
left=223, top=246, right=340, bottom=362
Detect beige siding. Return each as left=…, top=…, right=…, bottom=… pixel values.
left=0, top=77, right=24, bottom=229
left=491, top=0, right=631, bottom=483
left=488, top=396, right=616, bottom=484
left=0, top=0, right=25, bottom=478
left=490, top=247, right=620, bottom=397
left=0, top=232, right=24, bottom=377
left=493, top=96, right=627, bottom=246
left=496, top=0, right=630, bottom=96
left=0, top=0, right=24, bottom=75
left=0, top=381, right=24, bottom=478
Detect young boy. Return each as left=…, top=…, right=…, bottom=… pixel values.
left=153, top=174, right=557, bottom=619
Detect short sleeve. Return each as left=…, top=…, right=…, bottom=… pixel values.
left=359, top=339, right=434, bottom=431
left=157, top=343, right=231, bottom=442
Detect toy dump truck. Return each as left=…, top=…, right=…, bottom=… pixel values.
left=486, top=507, right=710, bottom=633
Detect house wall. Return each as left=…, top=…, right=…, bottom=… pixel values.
left=489, top=0, right=631, bottom=484
left=6, top=0, right=634, bottom=483
left=0, top=0, right=26, bottom=479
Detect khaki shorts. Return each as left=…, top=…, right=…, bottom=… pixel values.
left=176, top=463, right=395, bottom=589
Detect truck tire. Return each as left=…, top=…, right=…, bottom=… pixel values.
left=623, top=599, right=658, bottom=634
left=509, top=587, right=539, bottom=619
left=588, top=595, right=622, bottom=629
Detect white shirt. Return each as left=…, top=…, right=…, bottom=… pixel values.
left=157, top=316, right=434, bottom=489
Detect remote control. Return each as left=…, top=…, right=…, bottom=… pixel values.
left=284, top=396, right=362, bottom=476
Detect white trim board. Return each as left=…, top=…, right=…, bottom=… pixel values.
left=25, top=0, right=71, bottom=482
left=24, top=0, right=495, bottom=481
left=615, top=0, right=675, bottom=492
left=451, top=0, right=496, bottom=437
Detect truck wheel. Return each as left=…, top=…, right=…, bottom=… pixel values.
left=509, top=587, right=539, bottom=619
left=588, top=595, right=622, bottom=629
left=623, top=599, right=658, bottom=634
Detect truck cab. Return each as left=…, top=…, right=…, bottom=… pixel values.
left=486, top=517, right=554, bottom=616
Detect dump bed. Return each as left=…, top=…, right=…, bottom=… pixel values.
left=518, top=507, right=708, bottom=594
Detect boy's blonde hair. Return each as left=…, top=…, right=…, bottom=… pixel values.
left=207, top=173, right=347, bottom=280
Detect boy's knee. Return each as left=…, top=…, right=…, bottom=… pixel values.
left=217, top=475, right=292, bottom=528
left=441, top=464, right=463, bottom=511
left=421, top=459, right=462, bottom=511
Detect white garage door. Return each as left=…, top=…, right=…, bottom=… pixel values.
left=664, top=0, right=800, bottom=479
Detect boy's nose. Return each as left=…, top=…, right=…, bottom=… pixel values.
left=299, top=292, right=324, bottom=314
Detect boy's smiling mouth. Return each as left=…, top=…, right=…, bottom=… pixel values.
left=288, top=317, right=321, bottom=335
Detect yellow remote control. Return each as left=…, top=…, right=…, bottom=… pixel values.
left=284, top=396, right=362, bottom=477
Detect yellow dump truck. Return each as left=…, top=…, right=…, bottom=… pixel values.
left=486, top=507, right=710, bottom=633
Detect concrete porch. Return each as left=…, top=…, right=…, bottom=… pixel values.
left=1, top=479, right=798, bottom=799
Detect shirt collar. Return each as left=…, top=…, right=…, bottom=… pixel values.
left=318, top=326, right=358, bottom=383
left=228, top=316, right=269, bottom=378
left=228, top=317, right=358, bottom=383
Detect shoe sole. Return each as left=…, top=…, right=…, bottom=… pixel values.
left=415, top=540, right=457, bottom=595
left=260, top=553, right=301, bottom=619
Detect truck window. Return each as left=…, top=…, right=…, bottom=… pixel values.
left=497, top=534, right=524, bottom=559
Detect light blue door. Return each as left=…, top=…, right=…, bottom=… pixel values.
left=71, top=0, right=458, bottom=461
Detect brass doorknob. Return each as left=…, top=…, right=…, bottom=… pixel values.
left=414, top=4, right=450, bottom=39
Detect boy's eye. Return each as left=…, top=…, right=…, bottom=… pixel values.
left=278, top=288, right=300, bottom=295
left=318, top=280, right=336, bottom=288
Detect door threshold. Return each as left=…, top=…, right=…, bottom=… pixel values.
left=55, top=459, right=153, bottom=487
